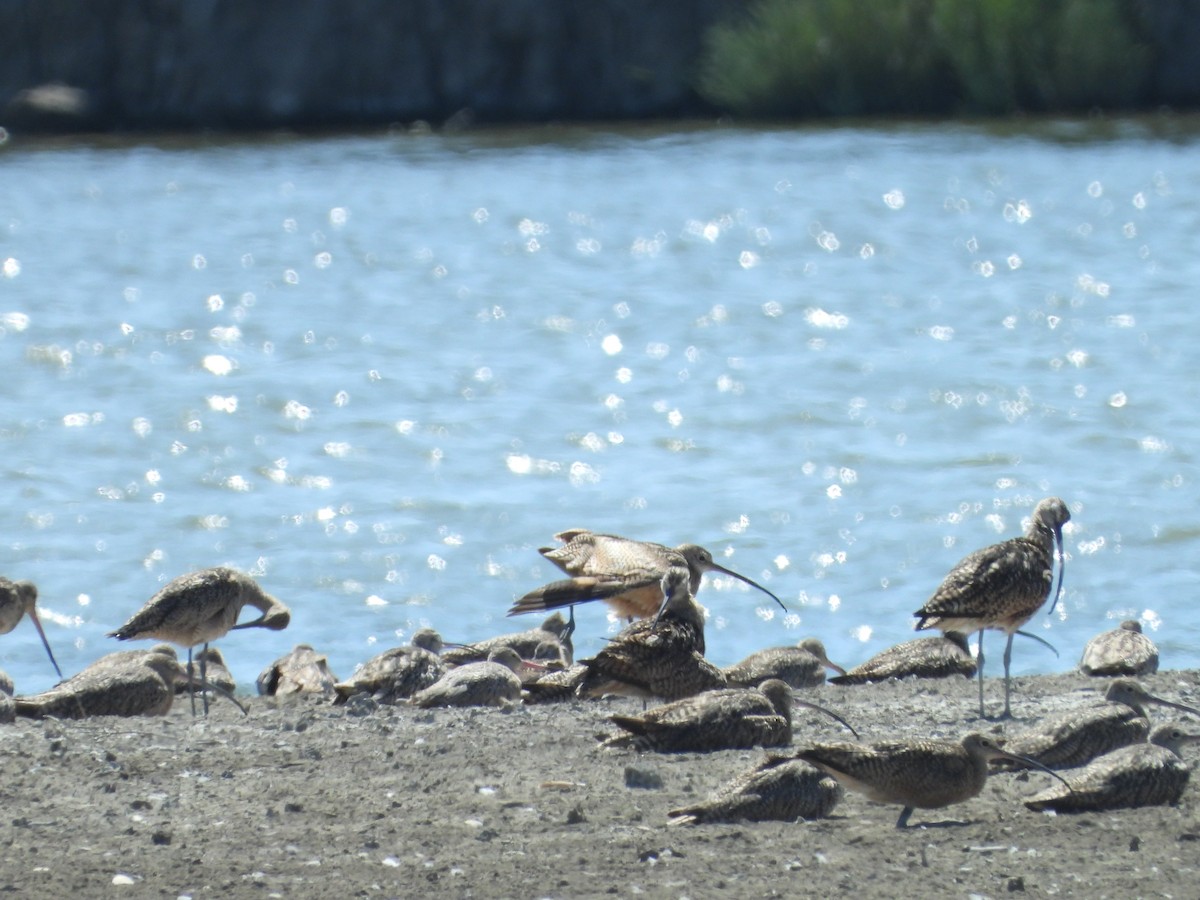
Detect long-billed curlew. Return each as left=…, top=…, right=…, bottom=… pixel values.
left=1079, top=620, right=1159, bottom=677
left=15, top=645, right=185, bottom=719
left=410, top=647, right=525, bottom=708
left=601, top=678, right=857, bottom=752
left=333, top=628, right=445, bottom=705
left=1024, top=723, right=1200, bottom=813
left=829, top=634, right=977, bottom=685
left=109, top=567, right=290, bottom=714
left=257, top=644, right=339, bottom=696
left=794, top=732, right=1071, bottom=828
left=998, top=678, right=1200, bottom=770
left=441, top=612, right=573, bottom=667
left=669, top=756, right=843, bottom=825
left=914, top=496, right=1071, bottom=718
left=180, top=646, right=237, bottom=696
left=576, top=568, right=725, bottom=702
left=521, top=662, right=589, bottom=705
left=0, top=578, right=63, bottom=679
left=508, top=529, right=786, bottom=626
left=723, top=637, right=846, bottom=689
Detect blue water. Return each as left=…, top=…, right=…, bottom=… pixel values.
left=1, top=119, right=1197, bottom=694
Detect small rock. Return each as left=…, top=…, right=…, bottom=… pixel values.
left=1130, top=836, right=1141, bottom=852
left=624, top=766, right=664, bottom=790
left=1007, top=876, right=1025, bottom=892
left=566, top=805, right=586, bottom=825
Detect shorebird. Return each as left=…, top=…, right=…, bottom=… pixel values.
left=601, top=678, right=857, bottom=752
left=829, top=634, right=976, bottom=686
left=723, top=637, right=846, bottom=689
left=1024, top=723, right=1200, bottom=813
left=576, top=569, right=725, bottom=702
left=1079, top=620, right=1159, bottom=677
left=256, top=644, right=339, bottom=696
left=669, top=757, right=843, bottom=825
left=333, top=628, right=446, bottom=705
left=509, top=529, right=786, bottom=625
left=914, top=496, right=1071, bottom=719
left=0, top=578, right=63, bottom=679
left=109, top=567, right=291, bottom=714
left=15, top=645, right=185, bottom=719
left=794, top=732, right=1070, bottom=828
left=180, top=647, right=237, bottom=696
left=998, top=678, right=1200, bottom=770
left=410, top=647, right=525, bottom=708
left=522, top=662, right=589, bottom=704
left=441, top=612, right=573, bottom=667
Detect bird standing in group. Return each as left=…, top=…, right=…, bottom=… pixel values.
left=108, top=567, right=291, bottom=714
left=914, top=497, right=1070, bottom=719
left=0, top=577, right=63, bottom=680
left=508, top=529, right=786, bottom=626
left=1079, top=619, right=1159, bottom=677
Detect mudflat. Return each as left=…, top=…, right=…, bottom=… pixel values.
left=3, top=669, right=1198, bottom=899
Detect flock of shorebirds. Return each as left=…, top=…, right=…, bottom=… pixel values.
left=1, top=495, right=1197, bottom=829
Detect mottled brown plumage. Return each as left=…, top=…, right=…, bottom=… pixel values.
left=829, top=634, right=976, bottom=686
left=509, top=529, right=785, bottom=622
left=795, top=732, right=1069, bottom=828
left=1079, top=620, right=1159, bottom=677
left=521, top=662, right=589, bottom=704
left=669, top=757, right=843, bottom=825
left=576, top=569, right=725, bottom=702
left=15, top=646, right=184, bottom=719
left=411, top=647, right=524, bottom=708
left=914, top=497, right=1070, bottom=718
left=1025, top=723, right=1200, bottom=812
left=602, top=679, right=856, bottom=752
left=110, top=567, right=290, bottom=715
left=0, top=578, right=62, bottom=679
left=999, top=678, right=1200, bottom=770
left=332, top=628, right=444, bottom=704
left=441, top=613, right=573, bottom=667
left=257, top=644, right=339, bottom=696
left=180, top=646, right=237, bottom=696
left=724, top=638, right=846, bottom=688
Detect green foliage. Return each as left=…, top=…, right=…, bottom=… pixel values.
left=696, top=0, right=1154, bottom=117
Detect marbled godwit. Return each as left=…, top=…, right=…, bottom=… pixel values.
left=999, top=678, right=1200, bottom=770
left=333, top=628, right=446, bottom=705
left=723, top=638, right=846, bottom=689
left=180, top=646, right=237, bottom=696
left=1024, top=723, right=1200, bottom=812
left=109, top=567, right=291, bottom=714
left=15, top=646, right=184, bottom=719
left=602, top=678, right=857, bottom=752
left=257, top=644, right=339, bottom=696
left=829, top=634, right=977, bottom=686
left=509, top=529, right=786, bottom=624
left=668, top=757, right=843, bottom=825
left=914, top=496, right=1070, bottom=718
left=0, top=578, right=63, bottom=679
left=794, top=732, right=1070, bottom=828
left=1079, top=620, right=1159, bottom=677
left=410, top=647, right=524, bottom=708
left=576, top=569, right=725, bottom=702
left=441, top=612, right=573, bottom=667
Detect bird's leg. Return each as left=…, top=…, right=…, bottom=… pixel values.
left=187, top=646, right=197, bottom=716
left=201, top=642, right=211, bottom=716
left=895, top=806, right=914, bottom=829
left=975, top=629, right=986, bottom=719
left=1000, top=631, right=1016, bottom=720
left=564, top=605, right=576, bottom=643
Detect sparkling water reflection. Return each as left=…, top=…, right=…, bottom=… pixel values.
left=1, top=120, right=1199, bottom=692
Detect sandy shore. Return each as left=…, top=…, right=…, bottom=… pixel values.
left=3, top=668, right=1199, bottom=899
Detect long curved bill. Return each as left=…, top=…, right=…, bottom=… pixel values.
left=1147, top=695, right=1200, bottom=718
left=1015, top=630, right=1060, bottom=658
left=706, top=561, right=788, bottom=613
left=27, top=607, right=64, bottom=680
left=993, top=747, right=1074, bottom=793
left=1046, top=527, right=1066, bottom=616
left=794, top=697, right=859, bottom=739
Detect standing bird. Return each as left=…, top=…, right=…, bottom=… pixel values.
left=829, top=634, right=976, bottom=686
left=794, top=732, right=1071, bottom=828
left=601, top=678, right=857, bottom=752
left=0, top=578, right=63, bottom=679
left=914, top=497, right=1070, bottom=719
left=998, top=678, right=1200, bottom=770
left=668, top=757, right=843, bottom=825
left=109, top=567, right=291, bottom=714
left=333, top=628, right=445, bottom=704
left=509, top=529, right=786, bottom=625
left=1024, top=723, right=1200, bottom=813
left=15, top=646, right=185, bottom=719
left=576, top=569, right=725, bottom=702
left=1079, top=620, right=1159, bottom=677
left=723, top=638, right=846, bottom=689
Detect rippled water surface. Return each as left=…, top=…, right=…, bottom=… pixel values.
left=2, top=119, right=1198, bottom=693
